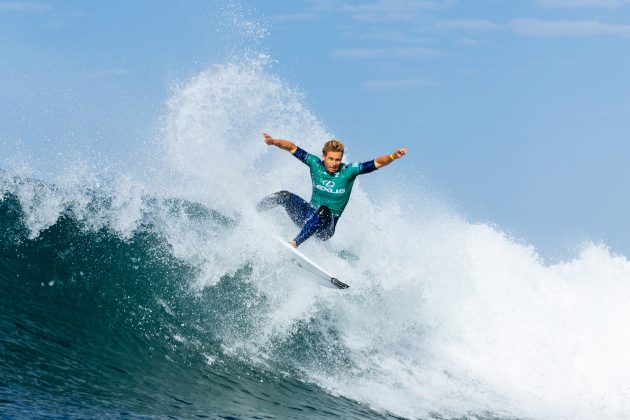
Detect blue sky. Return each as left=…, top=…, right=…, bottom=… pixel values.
left=2, top=0, right=630, bottom=259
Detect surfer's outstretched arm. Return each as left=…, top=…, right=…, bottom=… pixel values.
left=373, top=148, right=408, bottom=169
left=263, top=133, right=298, bottom=154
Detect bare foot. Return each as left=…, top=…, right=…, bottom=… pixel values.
left=289, top=240, right=298, bottom=249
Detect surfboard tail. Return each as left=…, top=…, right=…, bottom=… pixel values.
left=331, top=278, right=349, bottom=289
left=274, top=236, right=350, bottom=289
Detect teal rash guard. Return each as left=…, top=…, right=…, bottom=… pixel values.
left=293, top=146, right=377, bottom=217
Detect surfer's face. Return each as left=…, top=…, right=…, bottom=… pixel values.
left=323, top=151, right=343, bottom=173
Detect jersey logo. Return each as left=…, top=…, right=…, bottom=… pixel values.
left=315, top=179, right=346, bottom=194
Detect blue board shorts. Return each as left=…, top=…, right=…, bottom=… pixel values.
left=256, top=191, right=338, bottom=246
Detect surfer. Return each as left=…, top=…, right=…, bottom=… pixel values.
left=257, top=133, right=408, bottom=248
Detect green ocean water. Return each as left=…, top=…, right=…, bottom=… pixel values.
left=0, top=184, right=405, bottom=419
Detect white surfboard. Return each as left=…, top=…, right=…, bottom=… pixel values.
left=274, top=236, right=349, bottom=289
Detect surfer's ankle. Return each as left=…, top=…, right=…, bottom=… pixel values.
left=290, top=240, right=298, bottom=248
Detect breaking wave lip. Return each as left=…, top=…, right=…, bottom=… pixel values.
left=3, top=57, right=630, bottom=420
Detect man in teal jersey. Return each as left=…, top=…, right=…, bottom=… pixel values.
left=257, top=133, right=408, bottom=248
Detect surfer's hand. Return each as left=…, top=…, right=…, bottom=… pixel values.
left=263, top=134, right=298, bottom=153
left=263, top=133, right=276, bottom=146
left=393, top=148, right=408, bottom=159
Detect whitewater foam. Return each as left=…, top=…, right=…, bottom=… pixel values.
left=155, top=59, right=630, bottom=419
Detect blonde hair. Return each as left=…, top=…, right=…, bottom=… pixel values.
left=322, top=139, right=344, bottom=156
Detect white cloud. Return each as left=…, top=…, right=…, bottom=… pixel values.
left=269, top=12, right=320, bottom=23
left=277, top=0, right=450, bottom=23
left=359, top=31, right=421, bottom=44
left=0, top=2, right=51, bottom=12
left=511, top=18, right=630, bottom=37
left=434, top=19, right=500, bottom=31
left=539, top=0, right=630, bottom=7
left=332, top=47, right=439, bottom=59
left=456, top=37, right=483, bottom=46
left=362, top=78, right=433, bottom=90
left=333, top=48, right=386, bottom=59
left=340, top=0, right=443, bottom=22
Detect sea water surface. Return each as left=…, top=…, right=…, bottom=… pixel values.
left=2, top=59, right=630, bottom=419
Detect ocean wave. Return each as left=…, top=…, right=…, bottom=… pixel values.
left=0, top=180, right=396, bottom=419
left=3, top=58, right=630, bottom=420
